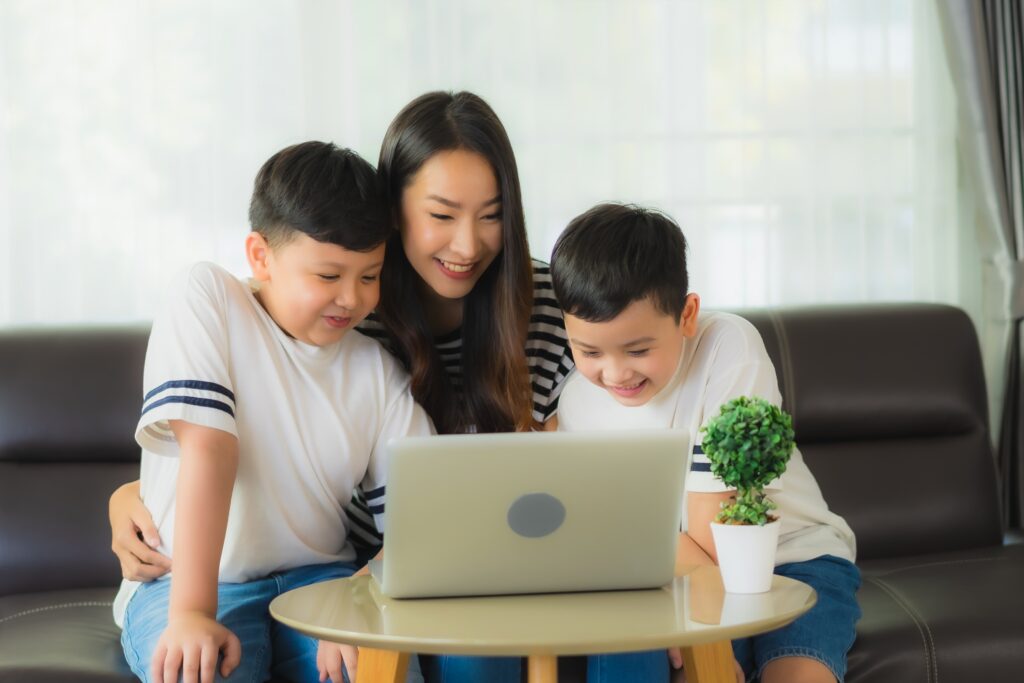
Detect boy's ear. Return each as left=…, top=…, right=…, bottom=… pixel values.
left=245, top=231, right=272, bottom=282
left=680, top=293, right=701, bottom=337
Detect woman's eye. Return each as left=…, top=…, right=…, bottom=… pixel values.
left=482, top=212, right=503, bottom=222
left=430, top=213, right=453, bottom=221
left=318, top=274, right=340, bottom=282
left=361, top=275, right=379, bottom=284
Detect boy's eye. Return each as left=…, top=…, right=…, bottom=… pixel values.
left=318, top=274, right=340, bottom=282
left=627, top=349, right=650, bottom=357
left=430, top=213, right=453, bottom=221
left=581, top=351, right=602, bottom=358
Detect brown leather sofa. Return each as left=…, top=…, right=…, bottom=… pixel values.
left=2, top=304, right=1022, bottom=682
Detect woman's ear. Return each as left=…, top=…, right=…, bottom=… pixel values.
left=245, top=231, right=272, bottom=282
left=680, top=293, right=701, bottom=337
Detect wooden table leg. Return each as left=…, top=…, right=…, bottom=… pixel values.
left=680, top=640, right=736, bottom=683
left=527, top=654, right=558, bottom=683
left=355, top=647, right=409, bottom=683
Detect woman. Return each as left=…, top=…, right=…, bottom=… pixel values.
left=111, top=92, right=591, bottom=682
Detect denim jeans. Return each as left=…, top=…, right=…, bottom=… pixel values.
left=121, top=561, right=424, bottom=683
left=731, top=554, right=861, bottom=682
left=424, top=648, right=668, bottom=683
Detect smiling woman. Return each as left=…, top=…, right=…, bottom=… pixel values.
left=373, top=91, right=539, bottom=436
left=397, top=149, right=505, bottom=323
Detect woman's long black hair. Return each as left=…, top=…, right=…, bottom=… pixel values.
left=375, top=91, right=534, bottom=434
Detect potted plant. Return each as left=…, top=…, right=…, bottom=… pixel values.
left=701, top=396, right=794, bottom=593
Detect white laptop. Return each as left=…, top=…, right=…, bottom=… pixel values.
left=368, top=429, right=689, bottom=599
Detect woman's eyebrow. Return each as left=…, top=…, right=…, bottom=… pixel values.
left=426, top=194, right=503, bottom=209
left=427, top=194, right=460, bottom=208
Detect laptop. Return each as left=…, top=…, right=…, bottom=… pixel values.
left=368, top=429, right=689, bottom=599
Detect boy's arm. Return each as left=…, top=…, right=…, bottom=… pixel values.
left=675, top=530, right=715, bottom=572
left=167, top=419, right=237, bottom=618
left=151, top=420, right=241, bottom=683
left=686, top=490, right=735, bottom=565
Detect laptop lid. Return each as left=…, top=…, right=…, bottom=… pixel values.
left=376, top=429, right=689, bottom=598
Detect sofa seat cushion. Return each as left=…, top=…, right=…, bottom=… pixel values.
left=849, top=543, right=1024, bottom=683
left=0, top=587, right=135, bottom=683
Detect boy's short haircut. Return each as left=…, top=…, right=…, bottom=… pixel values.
left=248, top=141, right=389, bottom=252
left=551, top=203, right=689, bottom=322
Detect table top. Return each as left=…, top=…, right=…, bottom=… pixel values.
left=269, top=565, right=817, bottom=657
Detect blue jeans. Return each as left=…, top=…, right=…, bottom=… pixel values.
left=731, top=555, right=861, bottom=682
left=121, top=561, right=424, bottom=683
left=424, top=651, right=666, bottom=683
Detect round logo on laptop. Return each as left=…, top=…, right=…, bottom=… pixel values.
left=507, top=493, right=566, bottom=538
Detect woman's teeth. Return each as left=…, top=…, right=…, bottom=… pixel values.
left=440, top=259, right=473, bottom=273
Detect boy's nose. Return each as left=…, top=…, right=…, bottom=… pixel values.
left=603, top=364, right=634, bottom=385
left=335, top=281, right=359, bottom=309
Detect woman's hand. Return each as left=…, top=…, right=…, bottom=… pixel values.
left=109, top=480, right=171, bottom=581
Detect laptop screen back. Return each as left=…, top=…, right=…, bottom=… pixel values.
left=376, top=430, right=689, bottom=598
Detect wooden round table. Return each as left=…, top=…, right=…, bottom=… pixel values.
left=269, top=564, right=816, bottom=683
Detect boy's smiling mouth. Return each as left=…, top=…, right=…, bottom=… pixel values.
left=323, top=315, right=352, bottom=329
left=606, top=378, right=648, bottom=398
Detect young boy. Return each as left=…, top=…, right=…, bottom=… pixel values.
left=550, top=204, right=860, bottom=683
left=113, top=142, right=433, bottom=683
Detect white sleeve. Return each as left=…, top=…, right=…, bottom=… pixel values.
left=687, top=326, right=787, bottom=494
left=361, top=359, right=435, bottom=534
left=135, top=264, right=238, bottom=456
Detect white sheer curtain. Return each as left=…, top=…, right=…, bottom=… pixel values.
left=0, top=0, right=961, bottom=326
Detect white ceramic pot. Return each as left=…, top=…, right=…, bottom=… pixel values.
left=711, top=519, right=781, bottom=593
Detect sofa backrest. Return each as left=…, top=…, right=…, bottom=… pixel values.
left=0, top=304, right=1004, bottom=596
left=0, top=327, right=148, bottom=596
left=739, top=304, right=1003, bottom=560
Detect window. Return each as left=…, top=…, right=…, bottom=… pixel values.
left=0, top=0, right=959, bottom=324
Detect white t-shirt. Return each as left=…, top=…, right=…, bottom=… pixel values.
left=113, top=262, right=434, bottom=625
left=557, top=311, right=855, bottom=566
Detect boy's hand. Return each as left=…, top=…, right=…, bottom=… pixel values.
left=151, top=612, right=241, bottom=683
left=110, top=480, right=171, bottom=581
left=667, top=648, right=744, bottom=683
left=317, top=640, right=358, bottom=682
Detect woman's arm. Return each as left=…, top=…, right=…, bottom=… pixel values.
left=109, top=479, right=172, bottom=581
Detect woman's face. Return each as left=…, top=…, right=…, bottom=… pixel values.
left=399, top=148, right=504, bottom=301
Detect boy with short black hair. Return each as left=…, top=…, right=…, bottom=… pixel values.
left=115, top=141, right=432, bottom=683
left=550, top=203, right=860, bottom=683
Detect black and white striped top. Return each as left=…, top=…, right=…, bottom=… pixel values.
left=344, top=259, right=575, bottom=552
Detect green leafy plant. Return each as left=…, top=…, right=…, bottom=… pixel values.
left=700, top=396, right=795, bottom=525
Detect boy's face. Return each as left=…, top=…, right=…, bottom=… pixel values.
left=564, top=295, right=700, bottom=407
left=246, top=231, right=385, bottom=347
